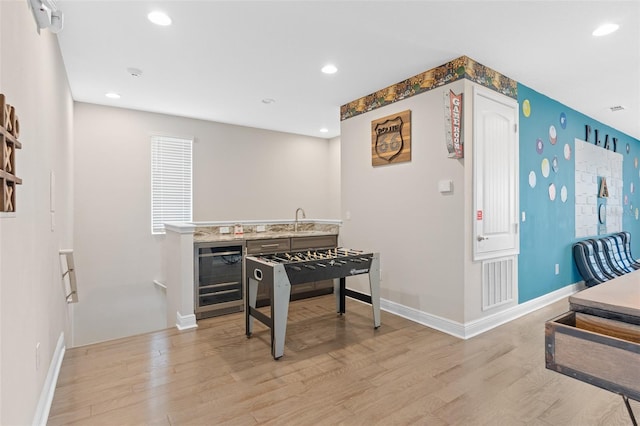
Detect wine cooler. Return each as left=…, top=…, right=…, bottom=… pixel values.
left=194, top=242, right=244, bottom=319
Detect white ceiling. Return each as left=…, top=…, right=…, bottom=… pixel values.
left=55, top=1, right=640, bottom=140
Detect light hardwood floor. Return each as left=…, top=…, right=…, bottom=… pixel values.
left=49, top=296, right=639, bottom=425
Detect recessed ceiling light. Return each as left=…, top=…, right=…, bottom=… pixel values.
left=105, top=92, right=121, bottom=99
left=148, top=11, right=172, bottom=26
left=592, top=23, right=619, bottom=36
left=321, top=64, right=338, bottom=74
left=320, top=128, right=329, bottom=133
left=261, top=98, right=275, bottom=104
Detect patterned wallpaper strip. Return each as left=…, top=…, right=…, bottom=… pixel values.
left=340, top=55, right=518, bottom=121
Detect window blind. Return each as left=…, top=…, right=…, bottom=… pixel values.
left=151, top=135, right=193, bottom=234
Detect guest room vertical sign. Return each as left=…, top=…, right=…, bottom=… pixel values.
left=444, top=90, right=463, bottom=159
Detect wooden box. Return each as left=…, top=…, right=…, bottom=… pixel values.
left=545, top=311, right=640, bottom=401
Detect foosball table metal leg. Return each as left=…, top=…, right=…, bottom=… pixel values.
left=622, top=395, right=638, bottom=426
left=333, top=278, right=342, bottom=315
left=246, top=277, right=259, bottom=338
left=271, top=267, right=291, bottom=360
left=338, top=277, right=346, bottom=315
left=369, top=252, right=381, bottom=329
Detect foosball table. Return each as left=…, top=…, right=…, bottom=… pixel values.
left=245, top=248, right=381, bottom=359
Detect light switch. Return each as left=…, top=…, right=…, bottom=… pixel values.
left=438, top=179, right=453, bottom=193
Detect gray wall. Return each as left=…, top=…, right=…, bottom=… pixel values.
left=340, top=81, right=468, bottom=322
left=0, top=2, right=74, bottom=423
left=340, top=79, right=525, bottom=328
left=72, top=103, right=340, bottom=345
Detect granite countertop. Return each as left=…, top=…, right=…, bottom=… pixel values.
left=192, top=222, right=339, bottom=243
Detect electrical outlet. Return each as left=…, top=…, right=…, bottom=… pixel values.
left=219, top=226, right=230, bottom=234
left=555, top=264, right=560, bottom=275
left=36, top=342, right=40, bottom=371
left=257, top=225, right=266, bottom=232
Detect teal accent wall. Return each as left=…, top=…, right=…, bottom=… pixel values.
left=517, top=83, right=640, bottom=302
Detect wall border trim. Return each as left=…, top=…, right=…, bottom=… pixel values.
left=340, top=55, right=517, bottom=121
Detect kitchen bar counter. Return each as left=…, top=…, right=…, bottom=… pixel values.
left=162, top=219, right=341, bottom=331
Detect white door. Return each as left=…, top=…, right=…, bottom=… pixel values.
left=473, top=87, right=519, bottom=261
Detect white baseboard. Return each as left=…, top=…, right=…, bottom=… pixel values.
left=176, top=311, right=198, bottom=331
left=32, top=332, right=65, bottom=426
left=381, top=298, right=467, bottom=338
left=462, top=282, right=583, bottom=338
left=381, top=282, right=583, bottom=339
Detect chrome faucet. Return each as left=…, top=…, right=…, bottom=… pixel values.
left=294, top=207, right=306, bottom=232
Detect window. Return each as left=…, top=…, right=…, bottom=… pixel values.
left=151, top=135, right=193, bottom=234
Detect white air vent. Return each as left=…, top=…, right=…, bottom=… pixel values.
left=482, top=256, right=515, bottom=310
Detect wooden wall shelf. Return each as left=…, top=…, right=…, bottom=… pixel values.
left=0, top=93, right=22, bottom=213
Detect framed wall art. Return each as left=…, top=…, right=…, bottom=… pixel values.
left=371, top=109, right=411, bottom=166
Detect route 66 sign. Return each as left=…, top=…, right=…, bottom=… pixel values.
left=371, top=110, right=411, bottom=166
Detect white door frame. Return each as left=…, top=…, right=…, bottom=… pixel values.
left=472, top=86, right=519, bottom=261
